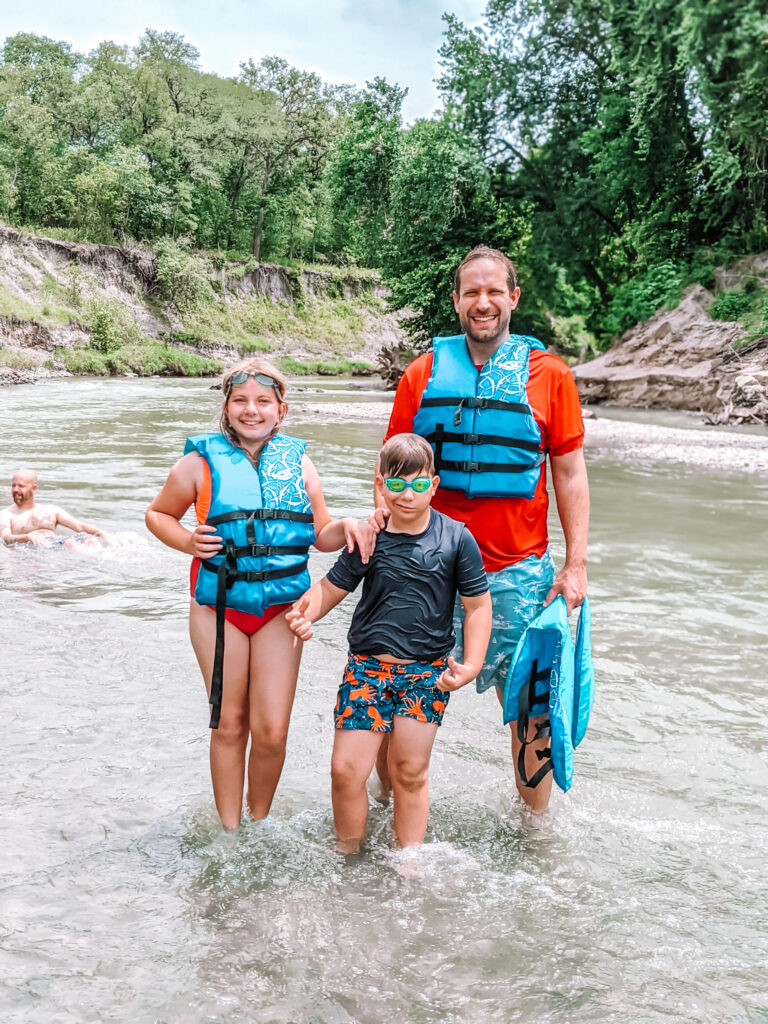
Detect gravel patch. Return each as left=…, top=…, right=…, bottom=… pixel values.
left=294, top=399, right=768, bottom=476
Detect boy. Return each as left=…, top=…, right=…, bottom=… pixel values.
left=286, top=433, right=492, bottom=852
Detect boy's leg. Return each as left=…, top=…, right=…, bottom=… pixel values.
left=388, top=717, right=439, bottom=848
left=331, top=729, right=386, bottom=853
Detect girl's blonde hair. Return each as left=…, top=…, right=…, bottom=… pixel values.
left=218, top=357, right=288, bottom=442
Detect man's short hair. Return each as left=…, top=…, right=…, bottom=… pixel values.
left=454, top=246, right=518, bottom=294
left=379, top=433, right=435, bottom=478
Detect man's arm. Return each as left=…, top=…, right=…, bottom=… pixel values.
left=54, top=507, right=105, bottom=538
left=285, top=578, right=349, bottom=641
left=546, top=447, right=589, bottom=613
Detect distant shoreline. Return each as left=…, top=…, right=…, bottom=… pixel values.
left=293, top=398, right=768, bottom=477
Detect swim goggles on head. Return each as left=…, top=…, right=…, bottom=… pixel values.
left=225, top=371, right=281, bottom=395
left=384, top=476, right=433, bottom=493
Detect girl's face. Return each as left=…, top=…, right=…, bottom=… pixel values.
left=225, top=378, right=285, bottom=445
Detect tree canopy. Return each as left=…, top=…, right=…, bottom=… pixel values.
left=1, top=5, right=766, bottom=347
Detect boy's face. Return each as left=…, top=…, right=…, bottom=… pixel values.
left=377, top=467, right=439, bottom=524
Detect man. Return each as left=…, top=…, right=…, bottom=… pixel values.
left=1, top=469, right=106, bottom=548
left=377, top=246, right=589, bottom=813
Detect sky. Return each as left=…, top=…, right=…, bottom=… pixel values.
left=1, top=0, right=489, bottom=122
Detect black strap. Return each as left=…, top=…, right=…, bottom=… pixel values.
left=425, top=428, right=543, bottom=455
left=516, top=657, right=554, bottom=788
left=199, top=559, right=308, bottom=582
left=205, top=554, right=308, bottom=730
left=438, top=455, right=545, bottom=474
left=419, top=396, right=530, bottom=415
left=207, top=508, right=314, bottom=526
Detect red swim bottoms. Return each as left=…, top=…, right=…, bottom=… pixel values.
left=189, top=559, right=291, bottom=637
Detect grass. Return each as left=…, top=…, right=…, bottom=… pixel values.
left=56, top=340, right=222, bottom=377
left=0, top=347, right=40, bottom=370
left=276, top=356, right=374, bottom=376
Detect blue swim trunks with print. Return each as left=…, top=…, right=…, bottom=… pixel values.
left=334, top=653, right=450, bottom=732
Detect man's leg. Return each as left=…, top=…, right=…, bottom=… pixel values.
left=388, top=717, right=439, bottom=847
left=495, top=687, right=553, bottom=811
left=331, top=729, right=386, bottom=853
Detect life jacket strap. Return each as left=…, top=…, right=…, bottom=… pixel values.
left=207, top=508, right=314, bottom=526
left=516, top=657, right=554, bottom=788
left=429, top=422, right=544, bottom=476
left=419, top=396, right=530, bottom=415
left=205, top=549, right=308, bottom=730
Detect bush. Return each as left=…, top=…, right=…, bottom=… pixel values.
left=710, top=291, right=752, bottom=321
left=154, top=238, right=213, bottom=312
left=606, top=261, right=684, bottom=335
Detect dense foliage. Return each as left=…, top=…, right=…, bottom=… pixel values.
left=1, top=2, right=766, bottom=348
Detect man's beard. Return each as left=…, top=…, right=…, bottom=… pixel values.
left=459, top=311, right=511, bottom=351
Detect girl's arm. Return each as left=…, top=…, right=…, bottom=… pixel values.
left=285, top=577, right=349, bottom=640
left=145, top=453, right=223, bottom=558
left=437, top=591, right=493, bottom=692
left=302, top=454, right=377, bottom=563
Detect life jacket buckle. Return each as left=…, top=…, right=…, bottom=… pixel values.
left=461, top=433, right=479, bottom=445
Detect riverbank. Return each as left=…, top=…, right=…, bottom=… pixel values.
left=0, top=228, right=403, bottom=385
left=293, top=396, right=768, bottom=476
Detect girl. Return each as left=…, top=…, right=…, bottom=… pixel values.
left=146, top=358, right=373, bottom=830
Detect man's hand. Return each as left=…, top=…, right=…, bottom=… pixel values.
left=188, top=523, right=223, bottom=559
left=285, top=593, right=313, bottom=641
left=543, top=562, right=587, bottom=614
left=342, top=517, right=377, bottom=564
left=437, top=654, right=479, bottom=692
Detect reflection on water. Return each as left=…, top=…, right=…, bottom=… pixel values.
left=1, top=378, right=767, bottom=1024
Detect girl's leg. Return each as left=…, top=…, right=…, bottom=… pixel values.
left=246, top=614, right=303, bottom=820
left=189, top=602, right=251, bottom=830
left=331, top=729, right=386, bottom=853
left=388, top=717, right=439, bottom=848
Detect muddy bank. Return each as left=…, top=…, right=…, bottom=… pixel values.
left=573, top=258, right=768, bottom=426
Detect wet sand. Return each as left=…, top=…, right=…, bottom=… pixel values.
left=293, top=399, right=768, bottom=476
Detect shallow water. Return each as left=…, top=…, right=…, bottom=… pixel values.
left=1, top=378, right=767, bottom=1024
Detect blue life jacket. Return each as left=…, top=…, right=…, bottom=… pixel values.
left=412, top=334, right=546, bottom=498
left=184, top=431, right=315, bottom=727
left=502, top=596, right=594, bottom=793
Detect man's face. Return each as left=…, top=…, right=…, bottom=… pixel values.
left=11, top=473, right=36, bottom=507
left=453, top=257, right=521, bottom=353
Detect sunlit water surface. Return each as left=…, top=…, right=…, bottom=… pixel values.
left=1, top=379, right=767, bottom=1024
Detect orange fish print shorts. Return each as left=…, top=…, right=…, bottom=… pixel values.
left=334, top=653, right=450, bottom=732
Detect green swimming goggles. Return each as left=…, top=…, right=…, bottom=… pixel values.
left=225, top=370, right=281, bottom=394
left=384, top=476, right=433, bottom=493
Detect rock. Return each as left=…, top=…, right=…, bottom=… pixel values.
left=573, top=284, right=768, bottom=424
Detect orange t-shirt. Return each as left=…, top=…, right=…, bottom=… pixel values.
left=384, top=348, right=584, bottom=572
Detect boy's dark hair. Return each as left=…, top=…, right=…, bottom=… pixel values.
left=379, top=433, right=435, bottom=478
left=454, top=246, right=518, bottom=294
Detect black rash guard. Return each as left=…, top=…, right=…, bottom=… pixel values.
left=327, top=508, right=488, bottom=662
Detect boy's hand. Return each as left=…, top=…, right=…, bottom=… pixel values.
left=437, top=655, right=478, bottom=692
left=285, top=593, right=314, bottom=641
left=342, top=517, right=377, bottom=564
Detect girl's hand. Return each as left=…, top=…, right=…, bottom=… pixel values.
left=437, top=655, right=478, bottom=693
left=285, top=594, right=313, bottom=640
left=189, top=523, right=223, bottom=559
left=342, top=518, right=378, bottom=564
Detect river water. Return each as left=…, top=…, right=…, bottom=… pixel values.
left=1, top=378, right=766, bottom=1024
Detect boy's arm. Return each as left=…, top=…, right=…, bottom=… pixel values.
left=285, top=577, right=349, bottom=641
left=437, top=591, right=492, bottom=692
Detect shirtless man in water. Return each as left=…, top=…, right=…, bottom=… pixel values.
left=0, top=469, right=106, bottom=548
